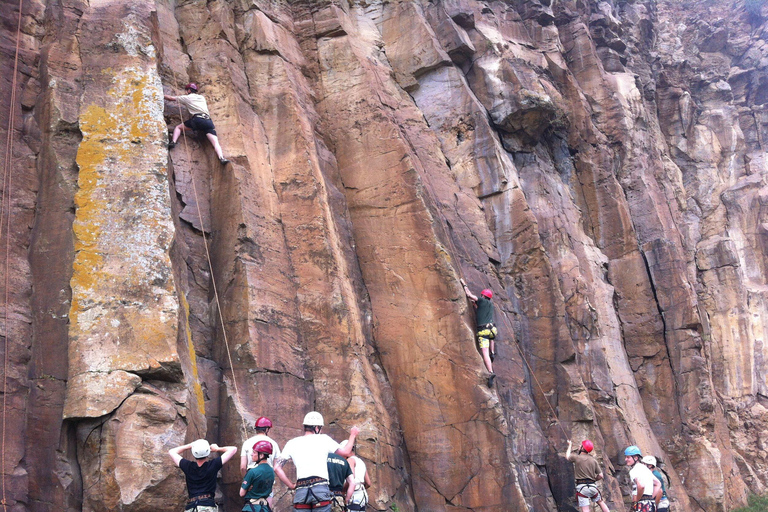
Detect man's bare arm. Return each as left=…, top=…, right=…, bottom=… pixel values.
left=164, top=94, right=178, bottom=102
left=460, top=279, right=478, bottom=302
left=274, top=458, right=295, bottom=490
left=335, top=427, right=360, bottom=458
left=168, top=443, right=192, bottom=466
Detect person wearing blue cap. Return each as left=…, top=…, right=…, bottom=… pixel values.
left=624, top=446, right=662, bottom=512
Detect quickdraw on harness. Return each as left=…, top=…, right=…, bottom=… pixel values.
left=294, top=477, right=332, bottom=510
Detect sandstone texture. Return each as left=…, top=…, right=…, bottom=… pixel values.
left=1, top=0, right=767, bottom=511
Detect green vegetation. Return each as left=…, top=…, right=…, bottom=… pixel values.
left=389, top=504, right=400, bottom=512
left=734, top=495, right=768, bottom=512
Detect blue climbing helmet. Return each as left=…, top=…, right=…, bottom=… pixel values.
left=624, top=445, right=642, bottom=457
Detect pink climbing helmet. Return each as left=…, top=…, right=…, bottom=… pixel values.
left=481, top=289, right=493, bottom=299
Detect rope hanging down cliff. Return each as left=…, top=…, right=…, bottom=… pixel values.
left=0, top=0, right=25, bottom=510
left=168, top=72, right=246, bottom=437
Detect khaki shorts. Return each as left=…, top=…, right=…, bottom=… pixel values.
left=477, top=325, right=497, bottom=349
left=576, top=483, right=602, bottom=508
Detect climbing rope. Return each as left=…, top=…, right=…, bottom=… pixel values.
left=510, top=336, right=570, bottom=441
left=168, top=72, right=247, bottom=437
left=0, top=0, right=25, bottom=509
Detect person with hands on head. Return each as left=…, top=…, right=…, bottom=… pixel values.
left=240, top=440, right=275, bottom=512
left=274, top=411, right=360, bottom=512
left=168, top=439, right=237, bottom=512
left=460, top=278, right=497, bottom=387
left=565, top=439, right=611, bottom=512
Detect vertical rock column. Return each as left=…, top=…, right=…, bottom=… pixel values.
left=62, top=2, right=193, bottom=510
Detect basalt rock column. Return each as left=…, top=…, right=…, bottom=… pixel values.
left=307, top=3, right=544, bottom=509
left=244, top=5, right=414, bottom=507
left=62, top=2, right=197, bottom=510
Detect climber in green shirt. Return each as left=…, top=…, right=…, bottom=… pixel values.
left=461, top=278, right=497, bottom=387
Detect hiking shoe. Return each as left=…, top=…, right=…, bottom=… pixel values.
left=168, top=141, right=176, bottom=149
left=219, top=157, right=230, bottom=165
left=487, top=373, right=496, bottom=388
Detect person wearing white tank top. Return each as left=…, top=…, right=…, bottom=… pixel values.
left=340, top=441, right=371, bottom=511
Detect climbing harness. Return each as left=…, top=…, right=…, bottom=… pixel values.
left=169, top=71, right=247, bottom=437
left=632, top=497, right=656, bottom=512
left=476, top=324, right=497, bottom=340
left=246, top=497, right=270, bottom=512
left=1, top=1, right=24, bottom=511
left=293, top=477, right=332, bottom=509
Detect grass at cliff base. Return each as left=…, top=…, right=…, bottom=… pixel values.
left=735, top=495, right=768, bottom=512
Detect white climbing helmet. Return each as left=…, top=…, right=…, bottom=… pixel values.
left=642, top=455, right=657, bottom=467
left=303, top=411, right=324, bottom=427
left=190, top=439, right=211, bottom=459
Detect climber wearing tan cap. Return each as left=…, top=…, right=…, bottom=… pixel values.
left=461, top=278, right=497, bottom=387
left=168, top=439, right=237, bottom=512
left=566, top=440, right=611, bottom=512
left=164, top=83, right=229, bottom=165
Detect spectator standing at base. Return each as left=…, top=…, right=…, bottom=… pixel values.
left=624, top=446, right=661, bottom=512
left=643, top=456, right=670, bottom=512
left=340, top=440, right=371, bottom=511
left=327, top=451, right=354, bottom=512
left=240, top=440, right=275, bottom=512
left=565, top=439, right=611, bottom=512
left=169, top=439, right=237, bottom=512
left=241, top=417, right=281, bottom=509
left=274, top=411, right=359, bottom=512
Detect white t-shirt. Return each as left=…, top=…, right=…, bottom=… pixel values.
left=630, top=463, right=657, bottom=498
left=176, top=93, right=210, bottom=117
left=278, top=434, right=340, bottom=480
left=241, top=434, right=281, bottom=468
left=350, top=455, right=368, bottom=504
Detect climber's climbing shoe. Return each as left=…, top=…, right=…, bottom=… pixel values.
left=219, top=157, right=230, bottom=165
left=487, top=373, right=496, bottom=388
left=168, top=141, right=177, bottom=149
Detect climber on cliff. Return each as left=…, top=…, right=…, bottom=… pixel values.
left=624, top=446, right=662, bottom=512
left=164, top=83, right=229, bottom=165
left=168, top=439, right=237, bottom=512
left=566, top=440, right=611, bottom=512
left=274, top=411, right=360, bottom=512
left=339, top=440, right=371, bottom=511
left=240, top=440, right=275, bottom=512
left=460, top=278, right=497, bottom=387
left=326, top=446, right=354, bottom=512
left=241, top=416, right=281, bottom=509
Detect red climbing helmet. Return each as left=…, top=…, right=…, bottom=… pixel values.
left=582, top=440, right=594, bottom=453
left=253, top=440, right=273, bottom=455
left=255, top=416, right=272, bottom=429
left=481, top=289, right=493, bottom=299
left=185, top=83, right=198, bottom=92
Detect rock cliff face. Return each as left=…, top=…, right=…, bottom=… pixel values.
left=1, top=0, right=767, bottom=510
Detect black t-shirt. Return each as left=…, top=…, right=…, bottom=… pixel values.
left=475, top=296, right=494, bottom=327
left=179, top=457, right=223, bottom=508
left=326, top=453, right=352, bottom=492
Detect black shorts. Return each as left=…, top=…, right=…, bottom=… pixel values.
left=184, top=115, right=217, bottom=135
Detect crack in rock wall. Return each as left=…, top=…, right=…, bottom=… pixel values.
left=1, top=0, right=767, bottom=511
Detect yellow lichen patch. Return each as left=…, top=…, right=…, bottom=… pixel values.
left=68, top=61, right=178, bottom=379
left=181, top=292, right=206, bottom=414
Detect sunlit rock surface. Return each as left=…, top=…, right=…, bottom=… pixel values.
left=1, top=0, right=766, bottom=511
